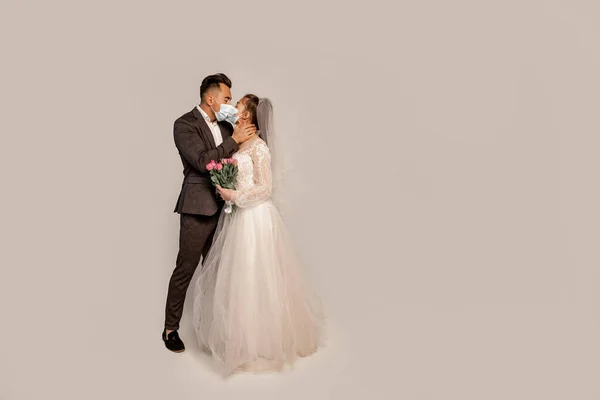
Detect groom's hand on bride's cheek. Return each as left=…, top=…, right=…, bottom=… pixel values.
left=233, top=123, right=256, bottom=144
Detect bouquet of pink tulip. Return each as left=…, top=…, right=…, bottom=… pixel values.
left=206, top=158, right=238, bottom=214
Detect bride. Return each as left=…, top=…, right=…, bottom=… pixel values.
left=192, top=95, right=325, bottom=375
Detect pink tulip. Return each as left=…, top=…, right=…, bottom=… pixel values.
left=232, top=159, right=238, bottom=165
left=223, top=159, right=229, bottom=164
left=216, top=163, right=223, bottom=171
left=206, top=163, right=214, bottom=171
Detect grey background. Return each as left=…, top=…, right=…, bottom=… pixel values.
left=1, top=0, right=599, bottom=399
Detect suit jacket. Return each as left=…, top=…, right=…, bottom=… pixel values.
left=173, top=107, right=239, bottom=216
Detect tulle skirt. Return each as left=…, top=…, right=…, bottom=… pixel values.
left=192, top=200, right=325, bottom=375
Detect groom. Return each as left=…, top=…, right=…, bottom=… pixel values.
left=163, top=73, right=256, bottom=352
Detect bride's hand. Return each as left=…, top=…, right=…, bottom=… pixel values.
left=216, top=185, right=236, bottom=202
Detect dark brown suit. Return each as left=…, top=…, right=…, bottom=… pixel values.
left=165, top=106, right=239, bottom=330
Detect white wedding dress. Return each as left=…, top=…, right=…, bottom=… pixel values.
left=192, top=137, right=324, bottom=375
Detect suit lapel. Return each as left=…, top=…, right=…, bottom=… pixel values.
left=192, top=106, right=217, bottom=148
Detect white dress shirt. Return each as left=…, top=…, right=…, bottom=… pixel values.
left=197, top=105, right=223, bottom=146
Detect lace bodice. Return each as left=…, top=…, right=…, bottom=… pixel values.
left=232, top=138, right=272, bottom=208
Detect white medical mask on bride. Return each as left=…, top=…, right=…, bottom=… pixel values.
left=211, top=99, right=239, bottom=126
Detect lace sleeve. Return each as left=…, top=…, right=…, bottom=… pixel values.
left=234, top=141, right=272, bottom=208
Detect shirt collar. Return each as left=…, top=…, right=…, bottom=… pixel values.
left=197, top=105, right=215, bottom=124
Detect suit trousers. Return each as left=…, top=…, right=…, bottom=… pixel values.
left=164, top=212, right=220, bottom=330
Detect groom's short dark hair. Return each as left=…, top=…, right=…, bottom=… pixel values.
left=200, top=73, right=232, bottom=101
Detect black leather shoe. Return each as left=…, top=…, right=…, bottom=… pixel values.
left=162, top=329, right=185, bottom=353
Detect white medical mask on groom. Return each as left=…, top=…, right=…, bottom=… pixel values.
left=211, top=100, right=239, bottom=126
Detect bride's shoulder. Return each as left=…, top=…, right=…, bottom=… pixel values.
left=246, top=138, right=271, bottom=162
left=250, top=136, right=269, bottom=152
left=238, top=136, right=264, bottom=152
